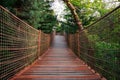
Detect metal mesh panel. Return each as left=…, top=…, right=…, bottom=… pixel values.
left=0, top=6, right=50, bottom=79
left=40, top=32, right=50, bottom=55
left=67, top=6, right=120, bottom=80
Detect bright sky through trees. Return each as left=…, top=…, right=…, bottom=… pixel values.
left=50, top=0, right=120, bottom=23
left=51, top=0, right=119, bottom=22
left=50, top=0, right=66, bottom=21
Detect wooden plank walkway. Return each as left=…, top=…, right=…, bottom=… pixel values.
left=11, top=35, right=101, bottom=80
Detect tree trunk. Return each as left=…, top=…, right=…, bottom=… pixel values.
left=63, top=0, right=83, bottom=31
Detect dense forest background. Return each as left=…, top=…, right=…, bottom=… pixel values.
left=0, top=0, right=57, bottom=33
left=62, top=0, right=120, bottom=33
left=0, top=0, right=119, bottom=33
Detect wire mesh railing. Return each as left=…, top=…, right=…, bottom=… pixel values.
left=67, top=5, right=120, bottom=80
left=0, top=6, right=51, bottom=79
left=40, top=31, right=50, bottom=55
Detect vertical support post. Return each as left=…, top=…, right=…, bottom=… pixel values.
left=50, top=33, right=52, bottom=46
left=48, top=34, right=51, bottom=47
left=68, top=34, right=70, bottom=48
left=77, top=31, right=80, bottom=57
left=47, top=35, right=49, bottom=49
left=69, top=34, right=71, bottom=49
left=38, top=30, right=41, bottom=58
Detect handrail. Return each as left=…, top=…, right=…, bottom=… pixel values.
left=0, top=6, right=51, bottom=79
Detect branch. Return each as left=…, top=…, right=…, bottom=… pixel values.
left=63, top=0, right=83, bottom=31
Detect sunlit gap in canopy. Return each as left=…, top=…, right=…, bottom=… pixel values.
left=90, top=0, right=120, bottom=9
left=50, top=0, right=67, bottom=22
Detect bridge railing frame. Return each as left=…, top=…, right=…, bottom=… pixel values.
left=67, top=5, right=120, bottom=80
left=0, top=6, right=51, bottom=79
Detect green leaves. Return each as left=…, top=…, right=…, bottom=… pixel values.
left=18, top=0, right=57, bottom=33
left=0, top=0, right=57, bottom=33
left=0, top=0, right=17, bottom=7
left=69, top=0, right=114, bottom=27
left=61, top=9, right=78, bottom=34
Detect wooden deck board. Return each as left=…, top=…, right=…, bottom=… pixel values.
left=11, top=35, right=101, bottom=80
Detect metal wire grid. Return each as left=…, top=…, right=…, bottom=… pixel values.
left=0, top=6, right=50, bottom=79
left=67, top=6, right=120, bottom=80
left=40, top=31, right=50, bottom=55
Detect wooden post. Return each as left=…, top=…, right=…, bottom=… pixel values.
left=38, top=30, right=41, bottom=57
left=69, top=35, right=72, bottom=49
left=48, top=34, right=50, bottom=48
left=77, top=31, right=80, bottom=57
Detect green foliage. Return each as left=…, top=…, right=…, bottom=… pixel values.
left=86, top=7, right=120, bottom=79
left=88, top=34, right=100, bottom=42
left=94, top=41, right=119, bottom=79
left=70, top=0, right=114, bottom=27
left=60, top=8, right=78, bottom=34
left=16, top=0, right=57, bottom=33
left=0, top=0, right=57, bottom=33
left=56, top=25, right=62, bottom=33
left=0, top=0, right=17, bottom=8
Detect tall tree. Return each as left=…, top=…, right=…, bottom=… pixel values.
left=69, top=0, right=119, bottom=27
left=0, top=0, right=57, bottom=33
left=15, top=0, right=57, bottom=33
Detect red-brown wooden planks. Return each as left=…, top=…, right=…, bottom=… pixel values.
left=11, top=35, right=101, bottom=80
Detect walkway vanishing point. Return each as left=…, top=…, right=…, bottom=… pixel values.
left=11, top=35, right=101, bottom=80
